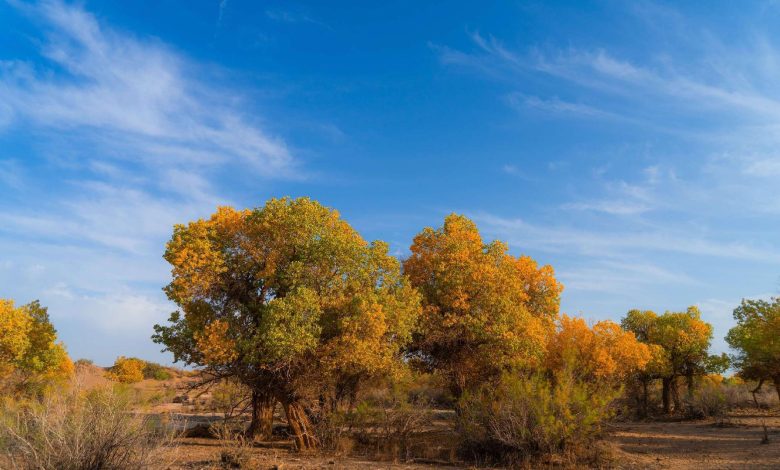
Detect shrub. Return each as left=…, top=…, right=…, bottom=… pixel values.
left=142, top=361, right=172, bottom=381
left=73, top=358, right=93, bottom=368
left=458, top=371, right=619, bottom=464
left=0, top=380, right=173, bottom=469
left=686, top=381, right=727, bottom=418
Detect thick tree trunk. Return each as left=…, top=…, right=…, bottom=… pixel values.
left=686, top=373, right=695, bottom=398
left=246, top=390, right=275, bottom=440
left=662, top=377, right=672, bottom=414
left=774, top=376, right=780, bottom=404
left=671, top=376, right=682, bottom=412
left=641, top=379, right=649, bottom=418
left=282, top=400, right=318, bottom=450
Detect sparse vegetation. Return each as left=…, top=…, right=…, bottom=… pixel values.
left=0, top=377, right=173, bottom=469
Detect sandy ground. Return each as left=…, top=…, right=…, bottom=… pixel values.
left=607, top=411, right=780, bottom=469
left=157, top=438, right=460, bottom=469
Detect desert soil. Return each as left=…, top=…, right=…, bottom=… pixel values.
left=155, top=410, right=780, bottom=469
left=607, top=410, right=780, bottom=469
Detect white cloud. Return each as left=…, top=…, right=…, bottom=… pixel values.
left=0, top=1, right=297, bottom=363
left=475, top=213, right=780, bottom=263
left=0, top=0, right=292, bottom=175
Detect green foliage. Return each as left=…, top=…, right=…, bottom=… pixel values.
left=0, top=299, right=72, bottom=395
left=726, top=298, right=780, bottom=384
left=153, top=198, right=421, bottom=450
left=141, top=362, right=172, bottom=381
left=458, top=369, right=619, bottom=462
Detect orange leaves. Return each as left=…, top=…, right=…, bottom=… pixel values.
left=0, top=299, right=72, bottom=390
left=546, top=315, right=651, bottom=383
left=404, top=214, right=562, bottom=394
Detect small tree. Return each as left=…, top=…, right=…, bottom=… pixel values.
left=403, top=214, right=562, bottom=399
left=546, top=315, right=652, bottom=386
left=0, top=299, right=72, bottom=394
left=153, top=197, right=420, bottom=449
left=107, top=357, right=146, bottom=383
left=726, top=298, right=780, bottom=402
left=622, top=307, right=725, bottom=414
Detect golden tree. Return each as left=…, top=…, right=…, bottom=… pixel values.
left=403, top=214, right=562, bottom=397
left=0, top=299, right=72, bottom=393
left=107, top=356, right=146, bottom=383
left=153, top=198, right=420, bottom=449
left=546, top=315, right=652, bottom=385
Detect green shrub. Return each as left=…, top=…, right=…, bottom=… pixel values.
left=141, top=362, right=172, bottom=381
left=457, top=370, right=619, bottom=464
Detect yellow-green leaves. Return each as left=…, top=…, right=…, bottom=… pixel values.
left=726, top=298, right=780, bottom=382
left=0, top=299, right=72, bottom=391
left=155, top=196, right=421, bottom=391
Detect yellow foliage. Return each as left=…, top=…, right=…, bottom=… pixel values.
left=107, top=356, right=145, bottom=383
left=195, top=320, right=238, bottom=365
left=546, top=315, right=651, bottom=383
left=0, top=299, right=32, bottom=379
left=404, top=214, right=563, bottom=394
left=0, top=299, right=72, bottom=392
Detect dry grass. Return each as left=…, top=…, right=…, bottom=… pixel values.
left=0, top=377, right=176, bottom=470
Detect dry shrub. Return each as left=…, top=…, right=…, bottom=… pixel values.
left=457, top=371, right=619, bottom=465
left=686, top=381, right=727, bottom=419
left=0, top=380, right=174, bottom=469
left=314, top=384, right=433, bottom=461
left=212, top=423, right=253, bottom=468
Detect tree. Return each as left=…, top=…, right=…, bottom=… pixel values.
left=107, top=356, right=146, bottom=383
left=0, top=299, right=32, bottom=380
left=403, top=214, right=562, bottom=398
left=726, top=297, right=780, bottom=402
left=0, top=299, right=72, bottom=394
left=621, top=307, right=724, bottom=414
left=153, top=198, right=420, bottom=449
left=546, top=315, right=652, bottom=386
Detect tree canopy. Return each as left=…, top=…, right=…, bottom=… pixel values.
left=621, top=306, right=726, bottom=414
left=153, top=197, right=420, bottom=449
left=403, top=213, right=562, bottom=397
left=726, top=297, right=780, bottom=400
left=0, top=299, right=72, bottom=393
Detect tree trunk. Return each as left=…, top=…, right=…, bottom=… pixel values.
left=686, top=373, right=695, bottom=398
left=246, top=390, right=275, bottom=440
left=752, top=378, right=764, bottom=407
left=282, top=400, right=318, bottom=450
left=662, top=377, right=672, bottom=414
left=774, top=376, right=780, bottom=404
left=671, top=376, right=682, bottom=412
left=641, top=379, right=649, bottom=418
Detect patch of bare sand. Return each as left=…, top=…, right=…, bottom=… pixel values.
left=157, top=437, right=461, bottom=470
left=608, top=411, right=780, bottom=469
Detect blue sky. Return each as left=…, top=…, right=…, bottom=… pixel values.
left=2, top=0, right=779, bottom=365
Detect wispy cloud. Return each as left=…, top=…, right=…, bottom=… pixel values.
left=0, top=1, right=297, bottom=363
left=1, top=0, right=292, bottom=174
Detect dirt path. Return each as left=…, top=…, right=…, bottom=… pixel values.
left=609, top=412, right=780, bottom=469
